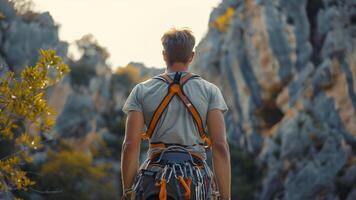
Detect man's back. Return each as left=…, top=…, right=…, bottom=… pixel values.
left=122, top=71, right=228, bottom=159
left=120, top=27, right=231, bottom=200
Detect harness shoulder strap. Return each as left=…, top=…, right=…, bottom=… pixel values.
left=152, top=73, right=173, bottom=84
left=153, top=72, right=200, bottom=84
left=152, top=76, right=169, bottom=83
left=142, top=72, right=211, bottom=148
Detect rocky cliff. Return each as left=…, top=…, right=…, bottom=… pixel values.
left=0, top=0, right=67, bottom=77
left=191, top=0, right=356, bottom=199
left=0, top=0, right=162, bottom=150
left=0, top=1, right=163, bottom=198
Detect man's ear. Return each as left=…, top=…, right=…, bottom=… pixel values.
left=162, top=50, right=168, bottom=62
left=187, top=51, right=195, bottom=63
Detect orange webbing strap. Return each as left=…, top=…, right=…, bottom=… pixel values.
left=161, top=74, right=173, bottom=84
left=141, top=73, right=181, bottom=139
left=141, top=84, right=177, bottom=139
left=149, top=149, right=204, bottom=161
left=149, top=143, right=167, bottom=148
left=142, top=72, right=211, bottom=148
left=155, top=179, right=167, bottom=200
left=179, top=73, right=211, bottom=147
left=176, top=88, right=212, bottom=147
left=179, top=72, right=194, bottom=84
left=178, top=175, right=192, bottom=200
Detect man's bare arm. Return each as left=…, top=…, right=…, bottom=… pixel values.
left=120, top=111, right=144, bottom=191
left=207, top=109, right=231, bottom=199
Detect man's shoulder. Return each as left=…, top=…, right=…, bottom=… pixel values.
left=137, top=76, right=162, bottom=87
left=192, top=76, right=225, bottom=100
left=131, top=76, right=164, bottom=93
left=188, top=73, right=220, bottom=89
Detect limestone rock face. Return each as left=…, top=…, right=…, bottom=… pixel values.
left=0, top=0, right=160, bottom=147
left=191, top=0, right=356, bottom=199
left=0, top=0, right=67, bottom=75
left=2, top=13, right=67, bottom=73
left=55, top=92, right=96, bottom=138
left=0, top=54, right=8, bottom=81
left=0, top=1, right=161, bottom=198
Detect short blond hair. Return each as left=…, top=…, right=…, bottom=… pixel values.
left=161, top=27, right=196, bottom=66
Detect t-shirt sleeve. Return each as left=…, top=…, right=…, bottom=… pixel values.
left=122, top=84, right=143, bottom=114
left=208, top=84, right=228, bottom=114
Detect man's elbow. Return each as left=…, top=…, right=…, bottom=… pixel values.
left=212, top=140, right=230, bottom=157
left=122, top=140, right=140, bottom=152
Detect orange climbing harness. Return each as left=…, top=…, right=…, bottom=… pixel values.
left=141, top=71, right=212, bottom=148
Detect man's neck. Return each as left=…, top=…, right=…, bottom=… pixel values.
left=166, top=62, right=189, bottom=73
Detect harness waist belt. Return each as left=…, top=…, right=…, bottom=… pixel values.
left=150, top=150, right=204, bottom=166
left=149, top=142, right=205, bottom=148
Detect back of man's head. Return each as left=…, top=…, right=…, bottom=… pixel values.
left=161, top=27, right=196, bottom=66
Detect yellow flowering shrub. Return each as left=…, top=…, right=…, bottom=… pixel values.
left=36, top=147, right=118, bottom=200
left=209, top=7, right=235, bottom=32
left=0, top=49, right=70, bottom=193
left=115, top=64, right=142, bottom=84
left=112, top=64, right=147, bottom=97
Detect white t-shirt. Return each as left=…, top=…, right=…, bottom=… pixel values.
left=122, top=70, right=228, bottom=159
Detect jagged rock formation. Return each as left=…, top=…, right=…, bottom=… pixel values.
left=0, top=0, right=161, bottom=143
left=53, top=35, right=164, bottom=140
left=0, top=0, right=67, bottom=76
left=127, top=61, right=165, bottom=77
left=192, top=0, right=356, bottom=199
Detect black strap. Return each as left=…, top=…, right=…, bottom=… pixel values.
left=173, top=72, right=182, bottom=84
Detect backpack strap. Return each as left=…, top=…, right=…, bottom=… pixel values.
left=142, top=72, right=211, bottom=148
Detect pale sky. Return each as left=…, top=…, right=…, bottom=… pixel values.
left=32, top=0, right=222, bottom=69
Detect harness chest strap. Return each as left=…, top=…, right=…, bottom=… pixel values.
left=141, top=72, right=212, bottom=148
